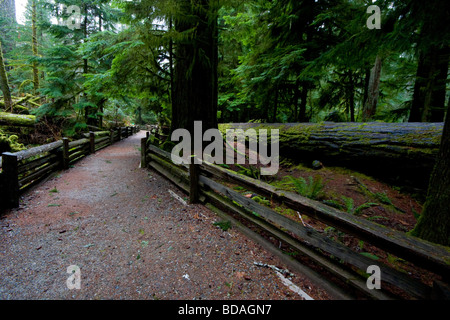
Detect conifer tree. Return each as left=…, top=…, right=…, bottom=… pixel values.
left=411, top=111, right=450, bottom=246
left=171, top=0, right=219, bottom=133
left=32, top=0, right=40, bottom=95
left=0, top=39, right=13, bottom=111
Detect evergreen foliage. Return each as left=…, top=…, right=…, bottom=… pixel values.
left=0, top=0, right=449, bottom=245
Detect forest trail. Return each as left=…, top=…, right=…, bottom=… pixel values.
left=0, top=131, right=330, bottom=300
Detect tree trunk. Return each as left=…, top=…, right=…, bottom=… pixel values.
left=362, top=56, right=382, bottom=122
left=411, top=112, right=450, bottom=246
left=0, top=39, right=13, bottom=112
left=347, top=71, right=355, bottom=122
left=168, top=16, right=174, bottom=105
left=0, top=0, right=17, bottom=54
left=220, top=122, right=444, bottom=191
left=298, top=85, right=308, bottom=122
left=31, top=0, right=39, bottom=95
left=428, top=45, right=449, bottom=122
left=0, top=112, right=36, bottom=126
left=272, top=87, right=278, bottom=123
left=171, top=0, right=218, bottom=134
left=409, top=45, right=449, bottom=123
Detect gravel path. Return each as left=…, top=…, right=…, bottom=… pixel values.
left=0, top=131, right=330, bottom=300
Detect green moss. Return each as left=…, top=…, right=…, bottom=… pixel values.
left=213, top=220, right=232, bottom=231
left=0, top=129, right=25, bottom=152
left=252, top=196, right=270, bottom=206
left=0, top=112, right=36, bottom=126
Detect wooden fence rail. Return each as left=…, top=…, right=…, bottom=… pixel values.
left=142, top=135, right=450, bottom=300
left=0, top=126, right=138, bottom=210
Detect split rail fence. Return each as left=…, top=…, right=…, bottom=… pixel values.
left=141, top=134, right=450, bottom=300
left=0, top=126, right=138, bottom=209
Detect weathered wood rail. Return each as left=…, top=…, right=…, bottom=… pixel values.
left=141, top=135, right=450, bottom=300
left=0, top=126, right=138, bottom=210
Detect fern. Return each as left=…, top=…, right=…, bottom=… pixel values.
left=284, top=175, right=325, bottom=200
left=339, top=196, right=379, bottom=215
left=236, top=164, right=261, bottom=180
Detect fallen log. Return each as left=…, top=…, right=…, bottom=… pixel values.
left=0, top=103, right=30, bottom=114
left=1, top=94, right=40, bottom=110
left=0, top=112, right=36, bottom=127
left=219, top=122, right=444, bottom=191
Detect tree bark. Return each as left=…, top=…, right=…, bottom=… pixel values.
left=0, top=112, right=36, bottom=126
left=347, top=71, right=355, bottom=122
left=362, top=56, right=382, bottom=122
left=298, top=85, right=308, bottom=122
left=171, top=0, right=218, bottom=134
left=272, top=87, right=278, bottom=123
left=411, top=112, right=450, bottom=246
left=220, top=122, right=444, bottom=190
left=409, top=45, right=449, bottom=123
left=171, top=0, right=219, bottom=204
left=32, top=0, right=40, bottom=95
left=0, top=39, right=13, bottom=112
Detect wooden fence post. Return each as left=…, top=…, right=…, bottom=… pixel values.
left=89, top=132, right=95, bottom=154
left=189, top=164, right=200, bottom=204
left=141, top=137, right=147, bottom=169
left=62, top=138, right=69, bottom=170
left=2, top=152, right=20, bottom=208
left=109, top=129, right=114, bottom=145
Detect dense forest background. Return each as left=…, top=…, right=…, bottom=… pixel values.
left=1, top=1, right=449, bottom=245
left=1, top=0, right=448, bottom=142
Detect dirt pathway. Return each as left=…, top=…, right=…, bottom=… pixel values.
left=0, top=131, right=330, bottom=300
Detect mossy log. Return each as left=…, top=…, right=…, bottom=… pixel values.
left=1, top=94, right=40, bottom=111
left=0, top=112, right=36, bottom=127
left=219, top=122, right=444, bottom=190
left=1, top=103, right=30, bottom=114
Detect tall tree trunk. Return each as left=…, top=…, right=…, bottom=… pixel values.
left=98, top=11, right=102, bottom=32
left=409, top=46, right=449, bottom=123
left=428, top=45, right=449, bottom=122
left=31, top=0, right=39, bottom=95
left=298, top=85, right=308, bottom=122
left=171, top=0, right=218, bottom=134
left=348, top=72, right=355, bottom=122
left=272, top=86, right=278, bottom=123
left=0, top=39, right=13, bottom=112
left=362, top=68, right=370, bottom=111
left=0, top=0, right=17, bottom=54
left=137, top=105, right=142, bottom=125
left=291, top=83, right=299, bottom=122
left=409, top=51, right=428, bottom=122
left=362, top=55, right=382, bottom=122
left=171, top=0, right=218, bottom=204
left=82, top=5, right=95, bottom=126
left=411, top=112, right=450, bottom=246
left=168, top=16, right=174, bottom=105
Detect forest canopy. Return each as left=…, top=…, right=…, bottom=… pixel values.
left=0, top=0, right=448, bottom=139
